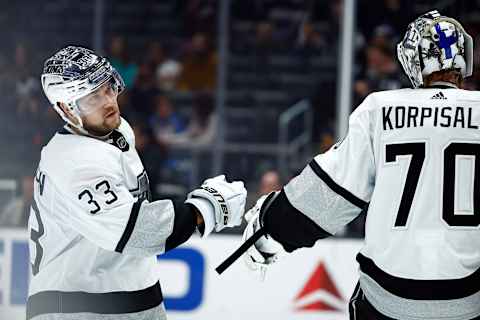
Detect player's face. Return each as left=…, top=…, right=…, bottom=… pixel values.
left=78, top=81, right=121, bottom=136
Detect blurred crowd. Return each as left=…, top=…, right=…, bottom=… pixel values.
left=1, top=0, right=480, bottom=237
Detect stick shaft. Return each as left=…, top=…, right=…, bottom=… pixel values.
left=215, top=227, right=266, bottom=274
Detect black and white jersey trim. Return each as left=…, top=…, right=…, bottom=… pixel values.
left=26, top=281, right=163, bottom=319
left=308, top=160, right=368, bottom=209
left=262, top=189, right=332, bottom=252
left=115, top=199, right=143, bottom=253
left=357, top=253, right=480, bottom=300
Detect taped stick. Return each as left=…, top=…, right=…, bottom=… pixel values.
left=216, top=227, right=266, bottom=274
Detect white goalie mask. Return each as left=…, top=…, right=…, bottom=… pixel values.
left=41, top=46, right=125, bottom=130
left=397, top=10, right=474, bottom=88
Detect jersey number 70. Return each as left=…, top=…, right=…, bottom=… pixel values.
left=386, top=142, right=480, bottom=228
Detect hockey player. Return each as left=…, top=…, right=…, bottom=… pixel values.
left=27, top=46, right=247, bottom=320
left=240, top=10, right=480, bottom=320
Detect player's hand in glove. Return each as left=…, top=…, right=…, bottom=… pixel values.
left=242, top=192, right=284, bottom=280
left=185, top=175, right=247, bottom=237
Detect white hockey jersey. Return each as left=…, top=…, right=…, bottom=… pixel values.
left=280, top=87, right=480, bottom=320
left=27, top=118, right=173, bottom=320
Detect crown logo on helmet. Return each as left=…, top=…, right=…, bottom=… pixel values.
left=41, top=46, right=125, bottom=131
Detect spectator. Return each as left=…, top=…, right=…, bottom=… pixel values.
left=0, top=175, right=33, bottom=227
left=319, top=131, right=335, bottom=153
left=370, top=24, right=397, bottom=48
left=129, top=62, right=158, bottom=119
left=149, top=94, right=186, bottom=144
left=156, top=60, right=182, bottom=92
left=177, top=33, right=217, bottom=91
left=258, top=170, right=282, bottom=195
left=247, top=21, right=281, bottom=72
left=145, top=41, right=183, bottom=92
left=108, top=36, right=138, bottom=89
left=354, top=43, right=408, bottom=102
left=147, top=41, right=166, bottom=70
left=13, top=43, right=39, bottom=116
left=132, top=124, right=166, bottom=198
left=296, top=22, right=325, bottom=52
left=253, top=21, right=278, bottom=56
left=163, top=91, right=217, bottom=147
left=245, top=169, right=282, bottom=211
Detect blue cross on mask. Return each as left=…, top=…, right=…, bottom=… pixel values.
left=434, top=23, right=458, bottom=59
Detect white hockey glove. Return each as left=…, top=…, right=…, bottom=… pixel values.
left=186, top=175, right=247, bottom=237
left=243, top=192, right=284, bottom=281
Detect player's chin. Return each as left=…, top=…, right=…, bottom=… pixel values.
left=105, top=112, right=121, bottom=129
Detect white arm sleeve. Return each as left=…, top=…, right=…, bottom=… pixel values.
left=283, top=95, right=376, bottom=234
left=64, top=162, right=175, bottom=256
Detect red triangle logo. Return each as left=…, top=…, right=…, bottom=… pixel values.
left=294, top=262, right=344, bottom=312
left=297, top=300, right=339, bottom=312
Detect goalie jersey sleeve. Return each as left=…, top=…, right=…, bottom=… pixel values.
left=262, top=95, right=375, bottom=252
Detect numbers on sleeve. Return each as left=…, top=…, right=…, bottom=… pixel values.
left=78, top=190, right=101, bottom=214
left=78, top=180, right=119, bottom=214
left=95, top=180, right=118, bottom=205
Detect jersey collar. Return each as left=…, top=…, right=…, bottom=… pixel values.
left=56, top=126, right=129, bottom=152
left=426, top=81, right=459, bottom=89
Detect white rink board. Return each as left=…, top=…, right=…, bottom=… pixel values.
left=0, top=228, right=363, bottom=320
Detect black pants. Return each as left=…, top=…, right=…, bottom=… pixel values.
left=348, top=283, right=480, bottom=320
left=348, top=283, right=394, bottom=320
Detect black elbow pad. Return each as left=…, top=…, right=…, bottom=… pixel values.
left=165, top=203, right=198, bottom=252
left=261, top=189, right=332, bottom=252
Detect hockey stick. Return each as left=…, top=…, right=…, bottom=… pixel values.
left=217, top=192, right=279, bottom=274
left=215, top=227, right=266, bottom=274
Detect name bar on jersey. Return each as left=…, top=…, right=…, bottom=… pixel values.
left=382, top=106, right=479, bottom=130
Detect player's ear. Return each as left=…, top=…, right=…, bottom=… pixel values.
left=57, top=102, right=80, bottom=126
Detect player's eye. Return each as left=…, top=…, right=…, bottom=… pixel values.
left=108, top=80, right=118, bottom=94
left=106, top=83, right=115, bottom=95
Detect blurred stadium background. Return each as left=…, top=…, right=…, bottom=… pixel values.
left=0, top=0, right=480, bottom=319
